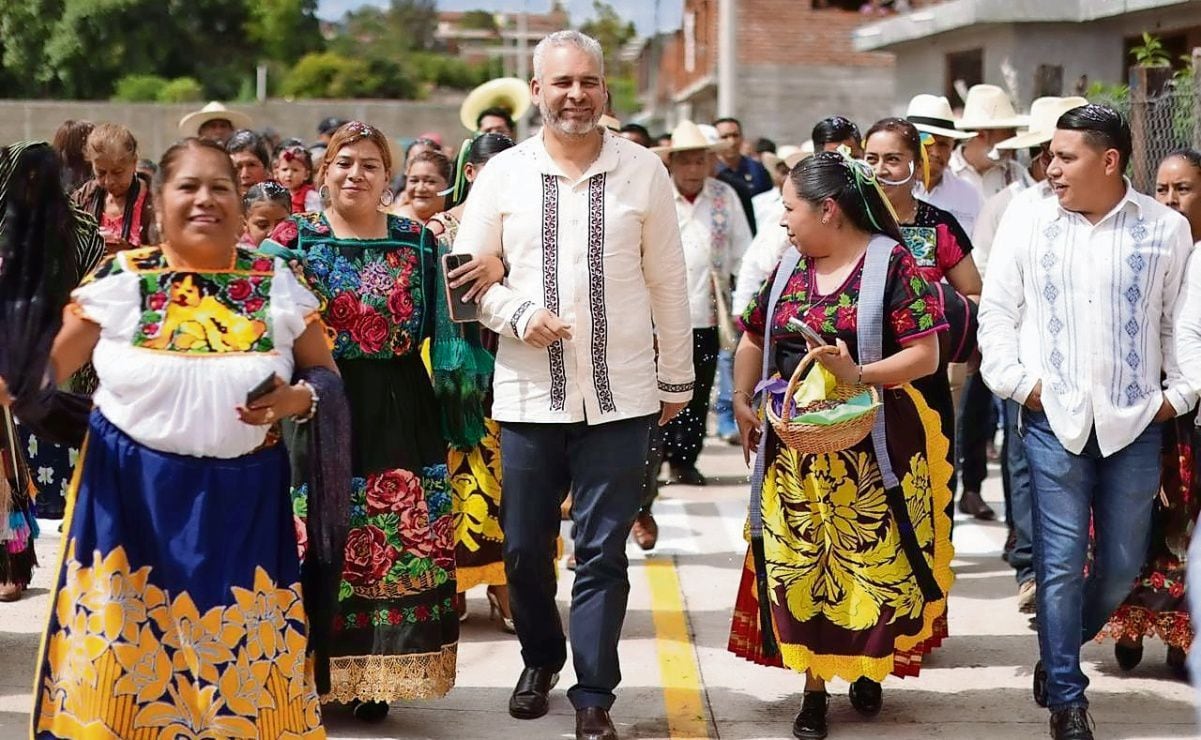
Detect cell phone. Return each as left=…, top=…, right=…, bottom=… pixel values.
left=786, top=317, right=829, bottom=347
left=442, top=252, right=481, bottom=323
left=245, top=374, right=278, bottom=406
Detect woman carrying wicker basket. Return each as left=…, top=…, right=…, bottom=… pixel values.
left=727, top=151, right=955, bottom=740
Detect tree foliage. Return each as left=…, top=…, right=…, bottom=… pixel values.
left=578, top=1, right=637, bottom=76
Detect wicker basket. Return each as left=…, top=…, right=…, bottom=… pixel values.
left=766, top=348, right=880, bottom=454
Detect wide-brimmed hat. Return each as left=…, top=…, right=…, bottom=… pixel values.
left=599, top=114, right=622, bottom=131
left=956, top=84, right=1029, bottom=130
left=178, top=101, right=252, bottom=137
left=775, top=144, right=810, bottom=170
left=995, top=96, right=1089, bottom=150
left=459, top=77, right=531, bottom=132
left=906, top=95, right=976, bottom=140
left=652, top=121, right=720, bottom=154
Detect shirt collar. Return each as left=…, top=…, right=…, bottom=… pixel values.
left=1054, top=177, right=1144, bottom=224
left=531, top=127, right=620, bottom=183
left=674, top=178, right=713, bottom=205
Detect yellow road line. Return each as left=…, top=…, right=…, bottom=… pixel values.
left=645, top=556, right=712, bottom=739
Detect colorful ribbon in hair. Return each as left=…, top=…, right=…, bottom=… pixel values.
left=917, top=132, right=933, bottom=190
left=445, top=137, right=475, bottom=203
left=834, top=144, right=901, bottom=231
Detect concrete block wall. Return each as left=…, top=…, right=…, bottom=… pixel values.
left=737, top=63, right=895, bottom=146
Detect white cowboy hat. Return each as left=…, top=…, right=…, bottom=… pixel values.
left=459, top=77, right=531, bottom=132
left=652, top=121, right=720, bottom=154
left=995, top=96, right=1089, bottom=150
left=956, top=84, right=1030, bottom=130
left=599, top=114, right=622, bottom=131
left=906, top=94, right=977, bottom=140
left=775, top=145, right=805, bottom=169
left=178, top=101, right=253, bottom=137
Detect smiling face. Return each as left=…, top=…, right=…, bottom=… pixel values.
left=864, top=130, right=917, bottom=203
left=324, top=139, right=389, bottom=218
left=404, top=160, right=449, bottom=221
left=1156, top=155, right=1201, bottom=240
left=532, top=45, right=606, bottom=138
left=159, top=145, right=241, bottom=252
left=92, top=154, right=136, bottom=199
left=1047, top=129, right=1122, bottom=216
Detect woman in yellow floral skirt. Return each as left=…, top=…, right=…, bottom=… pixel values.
left=729, top=151, right=954, bottom=739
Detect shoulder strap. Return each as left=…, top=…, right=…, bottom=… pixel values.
left=856, top=235, right=898, bottom=487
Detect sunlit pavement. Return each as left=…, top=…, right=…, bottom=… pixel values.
left=2, top=438, right=1197, bottom=739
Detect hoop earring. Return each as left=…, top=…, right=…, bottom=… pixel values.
left=379, top=188, right=394, bottom=208
left=319, top=185, right=331, bottom=203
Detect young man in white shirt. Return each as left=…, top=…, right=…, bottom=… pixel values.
left=657, top=124, right=752, bottom=487
left=978, top=104, right=1196, bottom=740
left=453, top=31, right=693, bottom=740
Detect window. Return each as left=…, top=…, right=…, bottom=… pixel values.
left=945, top=48, right=983, bottom=109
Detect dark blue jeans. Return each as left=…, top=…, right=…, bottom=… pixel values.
left=499, top=414, right=654, bottom=710
left=1003, top=400, right=1034, bottom=585
left=1022, top=409, right=1161, bottom=711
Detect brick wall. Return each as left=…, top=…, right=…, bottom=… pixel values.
left=738, top=0, right=895, bottom=68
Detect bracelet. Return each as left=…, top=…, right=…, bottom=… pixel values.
left=857, top=365, right=863, bottom=384
left=734, top=389, right=754, bottom=403
left=294, top=380, right=319, bottom=424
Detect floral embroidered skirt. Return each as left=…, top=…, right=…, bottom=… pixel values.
left=32, top=411, right=324, bottom=739
left=1101, top=415, right=1198, bottom=652
left=728, top=384, right=955, bottom=682
left=311, top=357, right=458, bottom=703
left=16, top=425, right=77, bottom=519
left=450, top=419, right=506, bottom=592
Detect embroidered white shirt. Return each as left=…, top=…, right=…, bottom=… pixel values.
left=454, top=130, right=695, bottom=425
left=979, top=181, right=1196, bottom=455
left=916, top=169, right=983, bottom=237
left=675, top=178, right=753, bottom=328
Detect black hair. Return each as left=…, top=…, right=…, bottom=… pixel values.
left=476, top=106, right=516, bottom=130
left=1056, top=104, right=1133, bottom=171
left=226, top=129, right=271, bottom=169
left=242, top=180, right=292, bottom=213
left=713, top=117, right=742, bottom=130
left=619, top=123, right=652, bottom=146
left=812, top=116, right=862, bottom=150
left=467, top=132, right=515, bottom=166
left=277, top=137, right=306, bottom=152
left=317, top=116, right=346, bottom=135
left=1164, top=148, right=1201, bottom=173
left=790, top=151, right=905, bottom=244
left=864, top=117, right=922, bottom=161
left=137, top=158, right=157, bottom=173
left=155, top=137, right=238, bottom=194
left=754, top=137, right=777, bottom=154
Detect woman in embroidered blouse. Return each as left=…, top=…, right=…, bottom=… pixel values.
left=1105, top=148, right=1201, bottom=677
left=265, top=121, right=476, bottom=720
left=728, top=152, right=954, bottom=739
left=71, top=123, right=158, bottom=253
left=12, top=137, right=337, bottom=738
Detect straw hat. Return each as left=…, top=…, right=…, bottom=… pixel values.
left=777, top=144, right=809, bottom=169
left=956, top=84, right=1029, bottom=130
left=599, top=114, right=622, bottom=131
left=761, top=151, right=782, bottom=173
left=652, top=121, right=720, bottom=154
left=459, top=77, right=531, bottom=132
left=178, top=101, right=252, bottom=137
left=995, top=96, right=1089, bottom=150
left=906, top=95, right=976, bottom=140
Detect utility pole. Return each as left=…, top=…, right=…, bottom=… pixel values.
left=717, top=0, right=736, bottom=118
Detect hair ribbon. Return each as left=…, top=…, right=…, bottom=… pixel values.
left=834, top=144, right=901, bottom=231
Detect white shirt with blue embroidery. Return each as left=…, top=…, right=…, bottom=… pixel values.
left=978, top=180, right=1196, bottom=455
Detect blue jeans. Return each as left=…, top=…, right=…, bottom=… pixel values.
left=1003, top=400, right=1034, bottom=585
left=715, top=348, right=736, bottom=438
left=1022, top=409, right=1161, bottom=711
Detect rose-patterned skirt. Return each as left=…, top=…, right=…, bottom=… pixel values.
left=32, top=411, right=325, bottom=739
left=292, top=356, right=458, bottom=704
left=728, top=385, right=955, bottom=682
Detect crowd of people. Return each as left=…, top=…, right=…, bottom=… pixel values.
left=0, top=27, right=1198, bottom=740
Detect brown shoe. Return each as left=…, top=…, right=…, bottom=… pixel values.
left=631, top=511, right=658, bottom=551
left=957, top=489, right=996, bottom=520
left=0, top=582, right=24, bottom=602
left=576, top=707, right=618, bottom=740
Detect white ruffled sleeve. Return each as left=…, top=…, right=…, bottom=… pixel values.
left=69, top=254, right=141, bottom=341
left=268, top=258, right=321, bottom=348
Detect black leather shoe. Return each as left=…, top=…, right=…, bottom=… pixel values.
left=1033, top=660, right=1047, bottom=708
left=791, top=691, right=828, bottom=739
left=1167, top=646, right=1189, bottom=680
left=575, top=707, right=617, bottom=740
left=848, top=677, right=882, bottom=716
left=508, top=667, right=559, bottom=719
left=1114, top=642, right=1143, bottom=671
left=351, top=700, right=389, bottom=722
left=1050, top=707, right=1094, bottom=739
left=670, top=465, right=707, bottom=486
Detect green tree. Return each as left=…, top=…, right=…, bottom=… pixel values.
left=112, top=74, right=168, bottom=102
left=578, top=1, right=636, bottom=75
left=247, top=0, right=324, bottom=65
left=0, top=0, right=63, bottom=95
left=284, top=51, right=416, bottom=99
left=460, top=10, right=497, bottom=32
left=158, top=76, right=204, bottom=102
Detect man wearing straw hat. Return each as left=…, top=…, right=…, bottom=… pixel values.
left=952, top=84, right=1031, bottom=201
left=652, top=121, right=753, bottom=492
left=177, top=101, right=252, bottom=146
left=906, top=94, right=983, bottom=235
left=453, top=30, right=692, bottom=740
left=974, top=95, right=1088, bottom=615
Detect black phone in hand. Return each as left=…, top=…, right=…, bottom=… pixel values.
left=246, top=374, right=278, bottom=406
left=443, top=253, right=481, bottom=323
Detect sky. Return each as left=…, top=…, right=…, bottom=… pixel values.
left=316, top=0, right=685, bottom=35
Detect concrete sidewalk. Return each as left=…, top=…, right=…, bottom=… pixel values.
left=1, top=440, right=1197, bottom=739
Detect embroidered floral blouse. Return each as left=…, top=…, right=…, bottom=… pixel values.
left=740, top=243, right=947, bottom=374
left=268, top=212, right=435, bottom=361
left=899, top=201, right=973, bottom=284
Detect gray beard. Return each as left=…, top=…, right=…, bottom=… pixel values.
left=539, top=101, right=600, bottom=138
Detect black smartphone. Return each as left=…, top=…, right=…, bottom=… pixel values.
left=443, top=252, right=481, bottom=323
left=245, top=374, right=278, bottom=406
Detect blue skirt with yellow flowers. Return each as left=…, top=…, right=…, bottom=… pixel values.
left=31, top=411, right=325, bottom=739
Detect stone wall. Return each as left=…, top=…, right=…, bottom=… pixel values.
left=0, top=99, right=465, bottom=160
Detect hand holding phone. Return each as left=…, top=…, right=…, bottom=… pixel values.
left=442, top=253, right=481, bottom=323
left=246, top=373, right=280, bottom=406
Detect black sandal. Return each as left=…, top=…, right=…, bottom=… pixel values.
left=351, top=700, right=389, bottom=723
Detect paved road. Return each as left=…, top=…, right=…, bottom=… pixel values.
left=1, top=439, right=1197, bottom=739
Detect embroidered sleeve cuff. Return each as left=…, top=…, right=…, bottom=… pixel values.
left=658, top=379, right=695, bottom=403
left=510, top=301, right=538, bottom=340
